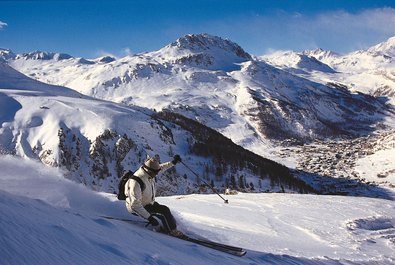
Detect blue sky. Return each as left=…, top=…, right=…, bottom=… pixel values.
left=1, top=0, right=395, bottom=58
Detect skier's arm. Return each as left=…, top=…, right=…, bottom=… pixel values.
left=159, top=161, right=175, bottom=172
left=127, top=179, right=151, bottom=219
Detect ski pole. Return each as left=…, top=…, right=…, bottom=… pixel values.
left=180, top=161, right=229, bottom=204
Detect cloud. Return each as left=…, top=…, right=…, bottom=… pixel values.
left=315, top=8, right=395, bottom=35
left=178, top=7, right=395, bottom=55
left=292, top=8, right=395, bottom=51
left=94, top=50, right=117, bottom=59
left=270, top=7, right=395, bottom=53
left=0, top=21, right=8, bottom=30
left=122, top=47, right=133, bottom=56
left=93, top=47, right=134, bottom=59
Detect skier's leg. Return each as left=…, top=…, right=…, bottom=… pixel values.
left=145, top=202, right=177, bottom=231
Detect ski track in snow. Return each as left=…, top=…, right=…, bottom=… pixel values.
left=1, top=155, right=394, bottom=265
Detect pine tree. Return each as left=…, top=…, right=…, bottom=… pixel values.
left=168, top=145, right=174, bottom=157
left=230, top=175, right=237, bottom=189
left=239, top=175, right=245, bottom=190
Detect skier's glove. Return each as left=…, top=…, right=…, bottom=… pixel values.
left=172, top=154, right=182, bottom=165
left=147, top=215, right=160, bottom=227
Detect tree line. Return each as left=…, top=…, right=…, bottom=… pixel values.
left=153, top=111, right=316, bottom=193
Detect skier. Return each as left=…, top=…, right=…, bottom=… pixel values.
left=124, top=154, right=182, bottom=235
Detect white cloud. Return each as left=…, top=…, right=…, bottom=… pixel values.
left=0, top=21, right=8, bottom=29
left=183, top=7, right=395, bottom=55
left=290, top=8, right=395, bottom=52
left=315, top=8, right=395, bottom=34
left=94, top=47, right=134, bottom=59
left=122, top=47, right=133, bottom=56
left=94, top=50, right=117, bottom=59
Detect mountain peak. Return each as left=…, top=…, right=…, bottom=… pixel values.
left=158, top=33, right=251, bottom=71
left=367, top=35, right=395, bottom=57
left=303, top=48, right=339, bottom=61
left=170, top=33, right=251, bottom=58
left=262, top=50, right=335, bottom=73
left=17, top=51, right=73, bottom=61
left=0, top=48, right=16, bottom=61
left=97, top=56, right=116, bottom=63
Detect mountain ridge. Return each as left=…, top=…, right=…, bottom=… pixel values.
left=1, top=33, right=395, bottom=194
left=5, top=34, right=393, bottom=143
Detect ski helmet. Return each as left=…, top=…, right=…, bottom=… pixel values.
left=143, top=156, right=160, bottom=174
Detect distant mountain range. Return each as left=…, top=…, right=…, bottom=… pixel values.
left=1, top=33, right=394, bottom=197
left=2, top=34, right=394, bottom=145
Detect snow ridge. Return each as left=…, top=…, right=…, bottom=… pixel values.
left=17, top=51, right=73, bottom=61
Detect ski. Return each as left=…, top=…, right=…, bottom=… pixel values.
left=99, top=215, right=246, bottom=256
left=173, top=233, right=244, bottom=252
left=99, top=215, right=146, bottom=224
left=173, top=234, right=247, bottom=257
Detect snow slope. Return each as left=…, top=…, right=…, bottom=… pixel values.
left=1, top=155, right=395, bottom=265
left=0, top=61, right=196, bottom=191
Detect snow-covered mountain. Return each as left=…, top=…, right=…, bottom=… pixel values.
left=5, top=34, right=394, bottom=144
left=300, top=37, right=395, bottom=103
left=232, top=60, right=392, bottom=140
left=258, top=38, right=395, bottom=189
left=150, top=33, right=252, bottom=71
left=265, top=37, right=395, bottom=107
left=17, top=51, right=74, bottom=61
left=0, top=48, right=16, bottom=62
left=0, top=62, right=314, bottom=195
left=366, top=36, right=395, bottom=58
left=302, top=48, right=340, bottom=63
left=2, top=33, right=395, bottom=194
left=262, top=50, right=336, bottom=74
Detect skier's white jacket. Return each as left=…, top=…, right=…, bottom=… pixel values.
left=125, top=161, right=174, bottom=219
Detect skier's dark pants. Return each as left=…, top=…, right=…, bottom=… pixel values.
left=145, top=202, right=177, bottom=232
